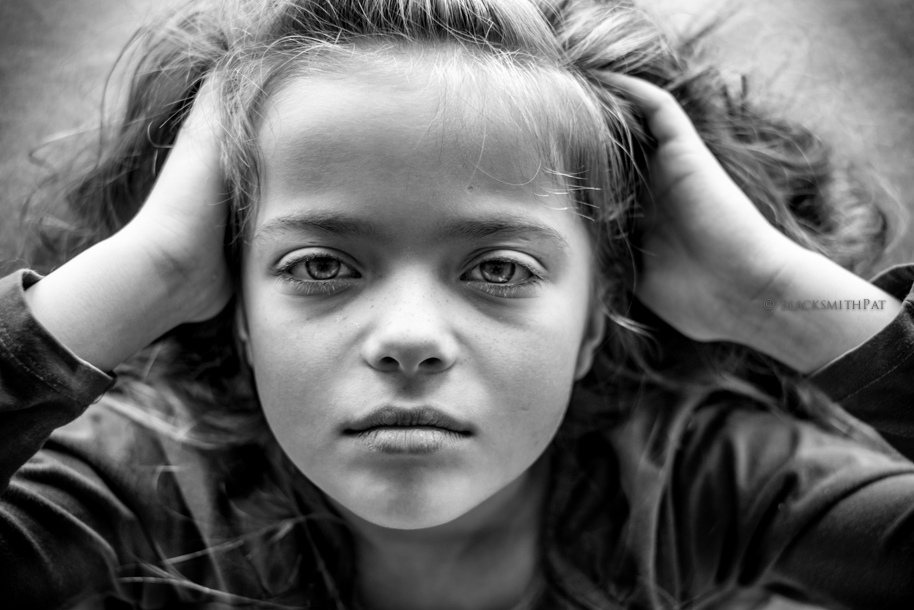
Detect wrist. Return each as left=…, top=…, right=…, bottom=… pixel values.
left=731, top=248, right=902, bottom=373
left=117, top=217, right=230, bottom=325
left=708, top=232, right=802, bottom=345
left=24, top=234, right=197, bottom=370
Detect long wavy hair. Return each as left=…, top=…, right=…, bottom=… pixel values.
left=19, top=0, right=894, bottom=607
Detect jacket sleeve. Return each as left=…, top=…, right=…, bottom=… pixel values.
left=809, top=263, right=914, bottom=459
left=0, top=270, right=137, bottom=609
left=0, top=270, right=115, bottom=491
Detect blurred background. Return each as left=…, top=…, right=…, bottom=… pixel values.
left=1, top=0, right=913, bottom=274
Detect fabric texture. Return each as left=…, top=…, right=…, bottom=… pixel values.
left=2, top=268, right=914, bottom=609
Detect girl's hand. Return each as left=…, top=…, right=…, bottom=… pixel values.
left=609, top=74, right=901, bottom=372
left=24, top=81, right=232, bottom=371
left=122, top=81, right=233, bottom=324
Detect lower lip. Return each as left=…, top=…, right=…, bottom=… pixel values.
left=347, top=427, right=469, bottom=454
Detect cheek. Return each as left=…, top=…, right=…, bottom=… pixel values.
left=239, top=282, right=349, bottom=440
left=247, top=315, right=347, bottom=406
left=474, top=297, right=590, bottom=457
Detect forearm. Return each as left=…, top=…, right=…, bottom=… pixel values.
left=22, top=230, right=208, bottom=372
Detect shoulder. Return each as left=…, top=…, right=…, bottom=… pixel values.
left=606, top=378, right=904, bottom=481
left=46, top=398, right=171, bottom=480
left=43, top=390, right=253, bottom=521
left=614, top=388, right=914, bottom=597
left=677, top=394, right=908, bottom=485
left=601, top=384, right=796, bottom=478
left=601, top=380, right=911, bottom=535
left=22, top=397, right=192, bottom=532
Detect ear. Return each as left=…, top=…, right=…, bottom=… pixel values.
left=234, top=301, right=255, bottom=366
left=574, top=296, right=607, bottom=381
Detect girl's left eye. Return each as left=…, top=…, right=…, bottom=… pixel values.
left=475, top=260, right=532, bottom=284
left=297, top=257, right=343, bottom=280
left=461, top=256, right=542, bottom=297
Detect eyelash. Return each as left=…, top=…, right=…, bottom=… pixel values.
left=272, top=252, right=543, bottom=298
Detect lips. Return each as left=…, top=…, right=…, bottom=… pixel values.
left=343, top=405, right=473, bottom=436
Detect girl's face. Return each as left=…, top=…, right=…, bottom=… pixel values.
left=239, top=60, right=604, bottom=529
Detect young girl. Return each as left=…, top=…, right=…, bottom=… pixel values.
left=2, top=0, right=913, bottom=608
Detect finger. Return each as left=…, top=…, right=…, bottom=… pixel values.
left=178, top=79, right=222, bottom=152
left=602, top=73, right=702, bottom=145
left=142, top=79, right=227, bottom=224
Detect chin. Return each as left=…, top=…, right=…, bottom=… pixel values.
left=356, top=489, right=481, bottom=531
left=355, top=504, right=469, bottom=530
left=325, top=473, right=491, bottom=530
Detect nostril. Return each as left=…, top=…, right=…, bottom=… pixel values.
left=420, top=357, right=443, bottom=370
left=366, top=349, right=454, bottom=375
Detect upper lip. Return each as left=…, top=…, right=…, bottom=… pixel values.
left=344, top=406, right=473, bottom=435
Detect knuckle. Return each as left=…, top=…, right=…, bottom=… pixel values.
left=653, top=89, right=681, bottom=113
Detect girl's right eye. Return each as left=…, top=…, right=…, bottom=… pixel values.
left=272, top=251, right=361, bottom=294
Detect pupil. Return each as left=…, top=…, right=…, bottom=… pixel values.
left=480, top=261, right=515, bottom=284
left=306, top=258, right=340, bottom=280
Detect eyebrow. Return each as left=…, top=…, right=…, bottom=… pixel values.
left=440, top=216, right=569, bottom=250
left=253, top=210, right=569, bottom=251
left=254, top=211, right=380, bottom=243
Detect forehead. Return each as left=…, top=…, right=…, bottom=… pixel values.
left=256, top=46, right=585, bottom=199
left=246, top=47, right=600, bottom=254
left=259, top=44, right=602, bottom=192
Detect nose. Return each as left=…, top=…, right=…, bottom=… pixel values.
left=361, top=274, right=457, bottom=376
